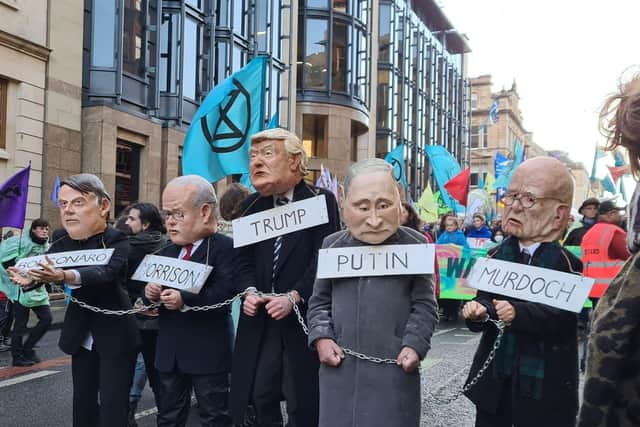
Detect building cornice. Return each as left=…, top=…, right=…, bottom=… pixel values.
left=0, top=29, right=50, bottom=62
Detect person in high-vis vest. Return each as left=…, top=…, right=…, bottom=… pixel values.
left=581, top=200, right=630, bottom=301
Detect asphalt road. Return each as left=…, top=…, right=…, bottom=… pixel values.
left=0, top=316, right=533, bottom=427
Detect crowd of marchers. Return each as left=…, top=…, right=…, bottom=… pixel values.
left=0, top=76, right=639, bottom=427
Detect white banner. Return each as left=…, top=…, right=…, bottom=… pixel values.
left=316, top=244, right=435, bottom=279
left=132, top=254, right=213, bottom=294
left=232, top=195, right=329, bottom=248
left=466, top=258, right=594, bottom=313
left=15, top=249, right=115, bottom=270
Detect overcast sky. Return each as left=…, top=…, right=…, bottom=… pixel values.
left=438, top=0, right=640, bottom=173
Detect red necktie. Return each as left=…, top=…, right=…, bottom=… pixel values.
left=182, top=244, right=193, bottom=261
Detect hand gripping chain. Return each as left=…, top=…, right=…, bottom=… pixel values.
left=69, top=292, right=505, bottom=401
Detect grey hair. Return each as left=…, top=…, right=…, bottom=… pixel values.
left=60, top=173, right=111, bottom=205
left=168, top=175, right=218, bottom=217
left=343, top=158, right=395, bottom=197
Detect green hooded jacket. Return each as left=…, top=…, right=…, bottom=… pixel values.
left=0, top=233, right=50, bottom=307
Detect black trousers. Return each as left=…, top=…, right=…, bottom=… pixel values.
left=252, top=319, right=298, bottom=427
left=139, top=328, right=161, bottom=405
left=475, top=380, right=513, bottom=427
left=157, top=369, right=232, bottom=427
left=11, top=303, right=52, bottom=355
left=72, top=347, right=136, bottom=427
left=0, top=299, right=13, bottom=337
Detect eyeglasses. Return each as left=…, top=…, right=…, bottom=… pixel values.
left=161, top=210, right=186, bottom=222
left=501, top=192, right=565, bottom=209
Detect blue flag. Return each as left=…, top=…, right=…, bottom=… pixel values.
left=385, top=144, right=408, bottom=189
left=495, top=139, right=524, bottom=189
left=182, top=56, right=267, bottom=182
left=50, top=175, right=60, bottom=208
left=267, top=112, right=278, bottom=129
left=601, top=175, right=616, bottom=194
left=489, top=100, right=499, bottom=124
left=494, top=152, right=509, bottom=179
left=424, top=145, right=465, bottom=213
left=0, top=163, right=30, bottom=229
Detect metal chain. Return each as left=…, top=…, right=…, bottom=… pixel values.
left=68, top=295, right=161, bottom=316
left=426, top=319, right=505, bottom=404
left=68, top=290, right=504, bottom=380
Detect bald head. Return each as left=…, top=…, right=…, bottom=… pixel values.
left=511, top=157, right=574, bottom=205
left=503, top=157, right=574, bottom=245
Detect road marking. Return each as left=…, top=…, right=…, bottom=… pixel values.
left=0, top=356, right=71, bottom=380
left=433, top=328, right=456, bottom=337
left=135, top=396, right=197, bottom=420
left=0, top=370, right=59, bottom=388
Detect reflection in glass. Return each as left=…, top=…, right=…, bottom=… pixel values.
left=333, top=0, right=347, bottom=13
left=377, top=70, right=390, bottom=128
left=378, top=4, right=391, bottom=63
left=332, top=22, right=347, bottom=93
left=233, top=0, right=244, bottom=35
left=159, top=13, right=179, bottom=93
left=272, top=0, right=280, bottom=56
left=303, top=19, right=328, bottom=90
left=255, top=1, right=268, bottom=51
left=185, top=0, right=199, bottom=8
left=183, top=17, right=198, bottom=99
left=92, top=0, right=116, bottom=67
left=307, top=0, right=328, bottom=8
left=217, top=0, right=228, bottom=26
left=302, top=114, right=327, bottom=158
left=123, top=0, right=146, bottom=76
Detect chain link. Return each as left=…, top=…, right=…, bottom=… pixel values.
left=426, top=319, right=505, bottom=404
left=68, top=295, right=161, bottom=316
left=68, top=290, right=506, bottom=391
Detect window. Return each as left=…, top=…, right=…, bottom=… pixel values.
left=333, top=0, right=347, bottom=13
left=376, top=69, right=390, bottom=128
left=91, top=0, right=116, bottom=67
left=0, top=78, right=6, bottom=149
left=470, top=172, right=479, bottom=187
left=332, top=22, right=347, bottom=92
left=307, top=0, right=328, bottom=8
left=470, top=125, right=480, bottom=149
left=115, top=141, right=140, bottom=217
left=183, top=17, right=199, bottom=99
left=123, top=0, right=146, bottom=77
left=302, top=114, right=328, bottom=158
left=159, top=12, right=179, bottom=93
left=301, top=19, right=328, bottom=90
left=471, top=92, right=478, bottom=110
left=378, top=4, right=391, bottom=63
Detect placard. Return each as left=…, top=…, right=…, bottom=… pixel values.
left=15, top=249, right=115, bottom=270
left=466, top=257, right=593, bottom=313
left=316, top=244, right=435, bottom=279
left=132, top=254, right=213, bottom=294
left=232, top=195, right=329, bottom=248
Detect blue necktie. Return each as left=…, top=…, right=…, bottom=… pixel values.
left=272, top=196, right=289, bottom=289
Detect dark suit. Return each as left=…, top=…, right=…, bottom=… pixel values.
left=464, top=236, right=582, bottom=427
left=49, top=227, right=140, bottom=427
left=230, top=181, right=341, bottom=427
left=154, top=233, right=236, bottom=427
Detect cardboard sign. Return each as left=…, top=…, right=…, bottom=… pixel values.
left=232, top=195, right=329, bottom=248
left=15, top=249, right=115, bottom=270
left=467, top=257, right=594, bottom=313
left=132, top=254, right=213, bottom=294
left=316, top=244, right=435, bottom=279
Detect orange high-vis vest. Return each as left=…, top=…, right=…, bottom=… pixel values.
left=581, top=222, right=627, bottom=298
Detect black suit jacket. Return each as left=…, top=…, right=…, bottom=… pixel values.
left=154, top=232, right=236, bottom=375
left=49, top=227, right=140, bottom=355
left=464, top=236, right=582, bottom=425
left=230, top=180, right=341, bottom=425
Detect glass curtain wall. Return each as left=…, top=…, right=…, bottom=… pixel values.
left=84, top=0, right=288, bottom=129
left=297, top=0, right=372, bottom=113
left=376, top=0, right=468, bottom=199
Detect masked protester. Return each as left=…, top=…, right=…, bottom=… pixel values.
left=307, top=159, right=438, bottom=427
left=8, top=174, right=140, bottom=427
left=230, top=129, right=341, bottom=427
left=579, top=73, right=640, bottom=427
left=145, top=175, right=236, bottom=426
left=462, top=157, right=582, bottom=427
